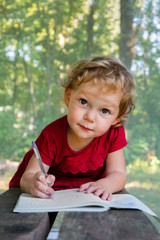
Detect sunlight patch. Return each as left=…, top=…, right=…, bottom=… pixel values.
left=126, top=181, right=154, bottom=190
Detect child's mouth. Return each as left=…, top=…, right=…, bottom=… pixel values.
left=78, top=124, right=93, bottom=132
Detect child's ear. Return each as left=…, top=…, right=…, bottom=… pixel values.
left=111, top=113, right=126, bottom=126
left=64, top=88, right=71, bottom=107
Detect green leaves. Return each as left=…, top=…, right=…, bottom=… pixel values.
left=0, top=0, right=160, bottom=163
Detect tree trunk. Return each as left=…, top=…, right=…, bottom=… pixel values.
left=86, top=0, right=99, bottom=56
left=45, top=15, right=57, bottom=112
left=119, top=0, right=135, bottom=69
left=23, top=59, right=37, bottom=122
left=12, top=60, right=18, bottom=106
left=86, top=3, right=94, bottom=56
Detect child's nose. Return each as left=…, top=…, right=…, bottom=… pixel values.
left=84, top=109, right=95, bottom=122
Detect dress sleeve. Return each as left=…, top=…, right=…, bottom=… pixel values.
left=35, top=129, right=57, bottom=166
left=108, top=126, right=127, bottom=153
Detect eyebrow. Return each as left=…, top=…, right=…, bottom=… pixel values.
left=104, top=100, right=120, bottom=109
left=78, top=89, right=120, bottom=110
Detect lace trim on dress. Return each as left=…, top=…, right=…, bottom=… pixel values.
left=56, top=153, right=107, bottom=174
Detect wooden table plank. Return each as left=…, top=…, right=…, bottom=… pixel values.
left=58, top=211, right=160, bottom=240
left=58, top=191, right=160, bottom=240
left=0, top=188, right=57, bottom=240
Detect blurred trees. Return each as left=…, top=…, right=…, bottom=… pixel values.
left=0, top=0, right=160, bottom=164
left=125, top=0, right=160, bottom=163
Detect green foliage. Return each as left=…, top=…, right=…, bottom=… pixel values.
left=127, top=157, right=160, bottom=174
left=0, top=0, right=160, bottom=165
left=0, top=108, right=24, bottom=161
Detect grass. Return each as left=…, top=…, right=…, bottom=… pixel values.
left=126, top=159, right=160, bottom=232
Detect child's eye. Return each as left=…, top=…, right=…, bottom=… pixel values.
left=101, top=108, right=109, bottom=115
left=80, top=99, right=87, bottom=105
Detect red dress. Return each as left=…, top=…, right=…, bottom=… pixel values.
left=9, top=115, right=127, bottom=190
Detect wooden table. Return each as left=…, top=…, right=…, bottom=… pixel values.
left=0, top=188, right=57, bottom=240
left=0, top=188, right=160, bottom=240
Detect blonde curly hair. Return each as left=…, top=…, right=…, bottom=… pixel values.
left=61, top=56, right=136, bottom=127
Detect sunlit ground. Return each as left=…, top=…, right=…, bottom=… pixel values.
left=0, top=160, right=19, bottom=193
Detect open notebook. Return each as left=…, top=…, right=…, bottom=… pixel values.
left=13, top=188, right=157, bottom=217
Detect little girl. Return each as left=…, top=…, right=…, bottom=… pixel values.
left=9, top=56, right=136, bottom=201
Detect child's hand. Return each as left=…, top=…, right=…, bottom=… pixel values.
left=30, top=172, right=55, bottom=198
left=79, top=179, right=112, bottom=201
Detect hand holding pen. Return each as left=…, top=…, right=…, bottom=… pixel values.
left=32, top=141, right=54, bottom=199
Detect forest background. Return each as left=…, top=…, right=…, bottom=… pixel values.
left=0, top=0, right=160, bottom=231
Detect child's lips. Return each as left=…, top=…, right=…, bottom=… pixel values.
left=78, top=124, right=93, bottom=131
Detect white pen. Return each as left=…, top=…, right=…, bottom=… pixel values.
left=32, top=141, right=54, bottom=199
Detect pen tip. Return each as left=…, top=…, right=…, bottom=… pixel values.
left=32, top=141, right=36, bottom=148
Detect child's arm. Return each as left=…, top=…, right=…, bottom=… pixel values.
left=20, top=154, right=55, bottom=198
left=79, top=148, right=126, bottom=201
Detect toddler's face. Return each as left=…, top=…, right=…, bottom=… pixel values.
left=64, top=81, right=124, bottom=149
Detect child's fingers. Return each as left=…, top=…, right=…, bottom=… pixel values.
left=32, top=189, right=52, bottom=199
left=34, top=179, right=54, bottom=197
left=94, top=188, right=104, bottom=196
left=46, top=174, right=55, bottom=187
left=79, top=182, right=112, bottom=201
left=101, top=191, right=112, bottom=201
left=79, top=182, right=100, bottom=193
left=86, top=186, right=112, bottom=201
left=84, top=183, right=99, bottom=194
left=106, top=191, right=112, bottom=201
left=33, top=172, right=54, bottom=198
left=36, top=172, right=47, bottom=185
left=30, top=178, right=52, bottom=198
left=86, top=186, right=97, bottom=194
left=79, top=182, right=93, bottom=192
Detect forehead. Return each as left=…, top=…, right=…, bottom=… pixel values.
left=78, top=79, right=122, bottom=95
left=75, top=80, right=124, bottom=107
